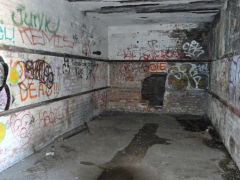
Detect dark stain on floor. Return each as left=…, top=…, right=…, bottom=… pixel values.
left=176, top=115, right=211, bottom=132
left=203, top=133, right=240, bottom=180
left=177, top=115, right=240, bottom=179
left=98, top=166, right=134, bottom=180
left=96, top=123, right=170, bottom=180
left=204, top=138, right=240, bottom=180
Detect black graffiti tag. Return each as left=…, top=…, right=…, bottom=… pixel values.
left=0, top=56, right=11, bottom=110
left=24, top=59, right=54, bottom=89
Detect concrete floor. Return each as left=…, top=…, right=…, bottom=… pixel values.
left=1, top=112, right=240, bottom=180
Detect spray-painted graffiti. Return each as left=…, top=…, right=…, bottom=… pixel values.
left=8, top=58, right=59, bottom=102
left=167, top=63, right=209, bottom=90
left=11, top=4, right=73, bottom=49
left=149, top=62, right=167, bottom=73
left=117, top=40, right=182, bottom=60
left=92, top=91, right=107, bottom=112
left=23, top=59, right=54, bottom=89
left=80, top=25, right=94, bottom=57
left=228, top=56, right=240, bottom=105
left=0, top=51, right=107, bottom=112
left=0, top=123, right=6, bottom=142
left=113, top=62, right=149, bottom=82
left=62, top=58, right=97, bottom=91
left=38, top=105, right=63, bottom=128
left=0, top=56, right=11, bottom=110
left=16, top=26, right=74, bottom=49
left=12, top=4, right=60, bottom=34
left=8, top=59, right=54, bottom=89
left=72, top=33, right=80, bottom=44
left=0, top=57, right=8, bottom=91
left=0, top=25, right=15, bottom=44
left=182, top=40, right=204, bottom=58
left=10, top=111, right=34, bottom=148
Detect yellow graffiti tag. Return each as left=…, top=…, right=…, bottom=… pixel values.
left=0, top=123, right=6, bottom=142
left=8, top=67, right=19, bottom=84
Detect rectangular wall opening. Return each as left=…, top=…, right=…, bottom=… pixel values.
left=141, top=74, right=167, bottom=107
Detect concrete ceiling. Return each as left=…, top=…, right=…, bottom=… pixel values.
left=68, top=0, right=224, bottom=26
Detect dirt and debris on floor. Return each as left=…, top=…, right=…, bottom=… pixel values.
left=176, top=114, right=240, bottom=180
left=1, top=112, right=240, bottom=180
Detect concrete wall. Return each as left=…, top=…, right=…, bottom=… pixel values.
left=107, top=24, right=210, bottom=114
left=208, top=0, right=240, bottom=169
left=0, top=0, right=109, bottom=171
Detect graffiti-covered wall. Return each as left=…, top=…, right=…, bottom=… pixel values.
left=108, top=24, right=209, bottom=61
left=0, top=52, right=108, bottom=111
left=107, top=24, right=210, bottom=114
left=208, top=56, right=240, bottom=169
left=0, top=90, right=107, bottom=172
left=0, top=0, right=108, bottom=59
left=208, top=0, right=240, bottom=169
left=0, top=0, right=109, bottom=172
left=108, top=62, right=209, bottom=114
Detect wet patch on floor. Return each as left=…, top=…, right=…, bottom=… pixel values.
left=176, top=116, right=211, bottom=132
left=203, top=128, right=240, bottom=180
left=91, top=123, right=170, bottom=180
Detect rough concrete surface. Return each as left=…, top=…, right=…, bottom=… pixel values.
left=1, top=112, right=239, bottom=180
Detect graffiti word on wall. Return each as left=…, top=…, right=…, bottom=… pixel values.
left=149, top=62, right=167, bottom=73
left=8, top=58, right=60, bottom=102
left=12, top=4, right=74, bottom=49
left=0, top=25, right=15, bottom=44
left=167, top=63, right=209, bottom=90
left=9, top=59, right=54, bottom=89
left=117, top=40, right=181, bottom=60
left=115, top=62, right=149, bottom=81
left=12, top=4, right=60, bottom=34
left=63, top=57, right=96, bottom=80
left=62, top=57, right=97, bottom=92
left=182, top=40, right=204, bottom=58
left=0, top=56, right=11, bottom=110
left=38, top=105, right=63, bottom=127
left=17, top=26, right=74, bottom=49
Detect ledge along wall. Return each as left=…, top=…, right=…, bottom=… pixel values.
left=107, top=24, right=210, bottom=114
left=208, top=0, right=240, bottom=169
left=0, top=0, right=109, bottom=171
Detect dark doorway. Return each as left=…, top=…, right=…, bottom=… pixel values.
left=141, top=74, right=167, bottom=107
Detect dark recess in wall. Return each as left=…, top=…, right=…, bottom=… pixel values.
left=142, top=74, right=166, bottom=107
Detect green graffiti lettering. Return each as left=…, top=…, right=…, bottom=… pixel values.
left=33, top=13, right=44, bottom=31
left=45, top=17, right=60, bottom=34
left=24, top=12, right=33, bottom=27
left=12, top=4, right=61, bottom=34
left=11, top=4, right=25, bottom=26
